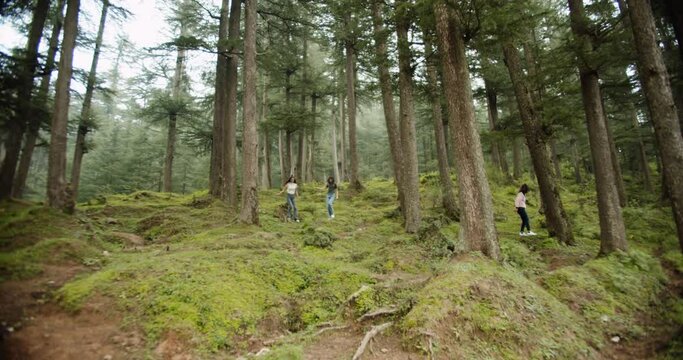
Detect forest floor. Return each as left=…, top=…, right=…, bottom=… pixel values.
left=1, top=176, right=682, bottom=359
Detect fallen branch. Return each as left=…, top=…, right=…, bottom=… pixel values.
left=356, top=305, right=399, bottom=322
left=352, top=322, right=392, bottom=360
left=419, top=330, right=437, bottom=360
left=346, top=284, right=372, bottom=304
left=314, top=324, right=349, bottom=337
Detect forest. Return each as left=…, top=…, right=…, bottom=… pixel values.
left=0, top=0, right=683, bottom=358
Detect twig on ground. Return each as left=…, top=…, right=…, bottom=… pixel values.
left=356, top=305, right=399, bottom=322
left=352, top=322, right=392, bottom=360
left=314, top=325, right=349, bottom=337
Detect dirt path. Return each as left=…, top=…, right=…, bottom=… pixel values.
left=0, top=264, right=145, bottom=360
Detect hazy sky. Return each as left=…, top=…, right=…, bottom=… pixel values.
left=0, top=0, right=220, bottom=95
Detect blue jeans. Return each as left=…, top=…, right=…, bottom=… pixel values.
left=287, top=194, right=298, bottom=220
left=326, top=193, right=335, bottom=217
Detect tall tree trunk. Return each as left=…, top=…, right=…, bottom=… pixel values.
left=434, top=2, right=499, bottom=260
left=224, top=0, right=241, bottom=205
left=297, top=34, right=308, bottom=182
left=503, top=41, right=575, bottom=245
left=602, top=97, right=627, bottom=207
left=569, top=0, right=627, bottom=254
left=210, top=0, right=230, bottom=197
left=632, top=109, right=652, bottom=191
left=345, top=40, right=361, bottom=190
left=371, top=0, right=404, bottom=207
left=396, top=2, right=421, bottom=233
left=163, top=21, right=187, bottom=193
left=332, top=97, right=340, bottom=182
left=627, top=0, right=683, bottom=252
left=260, top=76, right=271, bottom=189
left=70, top=0, right=109, bottom=200
left=278, top=130, right=286, bottom=185
left=297, top=129, right=305, bottom=181
left=308, top=96, right=316, bottom=182
left=239, top=0, right=258, bottom=224
left=484, top=79, right=502, bottom=170
left=47, top=0, right=80, bottom=211
left=13, top=0, right=66, bottom=198
left=425, top=37, right=458, bottom=220
left=0, top=0, right=50, bottom=200
left=571, top=136, right=583, bottom=184
left=339, top=91, right=346, bottom=182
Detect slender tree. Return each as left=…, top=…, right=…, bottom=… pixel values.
left=209, top=0, right=229, bottom=198
left=0, top=0, right=50, bottom=199
left=13, top=0, right=66, bottom=198
left=47, top=0, right=80, bottom=211
left=434, top=1, right=499, bottom=260
left=224, top=0, right=241, bottom=206
left=70, top=0, right=110, bottom=200
left=344, top=13, right=361, bottom=190
left=240, top=0, right=259, bottom=224
left=627, top=0, right=683, bottom=252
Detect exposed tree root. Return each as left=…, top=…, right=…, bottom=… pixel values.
left=346, top=284, right=372, bottom=304
left=314, top=324, right=349, bottom=337
left=356, top=305, right=399, bottom=322
left=352, top=322, right=392, bottom=360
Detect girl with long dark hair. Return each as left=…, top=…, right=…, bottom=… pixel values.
left=515, top=184, right=536, bottom=236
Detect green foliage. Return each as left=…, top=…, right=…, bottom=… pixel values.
left=302, top=226, right=337, bottom=249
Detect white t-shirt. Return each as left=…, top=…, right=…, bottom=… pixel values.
left=286, top=182, right=298, bottom=195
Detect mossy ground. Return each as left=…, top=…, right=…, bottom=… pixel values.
left=1, top=175, right=681, bottom=359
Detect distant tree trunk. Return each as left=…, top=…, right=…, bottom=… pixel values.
left=307, top=96, right=317, bottom=181
left=425, top=37, right=458, bottom=220
left=239, top=0, right=258, bottom=224
left=631, top=109, right=652, bottom=191
left=434, top=2, right=499, bottom=260
left=331, top=98, right=340, bottom=182
left=549, top=139, right=562, bottom=180
left=628, top=0, right=683, bottom=252
left=224, top=0, right=241, bottom=206
left=286, top=131, right=293, bottom=176
left=13, top=0, right=66, bottom=199
left=602, top=103, right=627, bottom=207
left=70, top=0, right=109, bottom=200
left=503, top=41, right=575, bottom=245
left=340, top=91, right=346, bottom=182
left=260, top=76, right=271, bottom=189
left=210, top=0, right=229, bottom=197
left=345, top=39, right=361, bottom=190
left=484, top=79, right=501, bottom=169
left=513, top=137, right=522, bottom=179
left=163, top=24, right=187, bottom=193
left=571, top=136, right=583, bottom=184
left=47, top=0, right=79, bottom=210
left=569, top=0, right=627, bottom=254
left=297, top=129, right=305, bottom=181
left=396, top=1, right=421, bottom=233
left=278, top=130, right=286, bottom=184
left=371, top=0, right=404, bottom=206
left=0, top=0, right=50, bottom=200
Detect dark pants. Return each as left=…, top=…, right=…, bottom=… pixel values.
left=517, top=207, right=530, bottom=232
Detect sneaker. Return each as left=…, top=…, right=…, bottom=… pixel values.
left=331, top=214, right=335, bottom=219
left=527, top=231, right=537, bottom=236
left=296, top=219, right=300, bottom=223
left=519, top=232, right=526, bottom=236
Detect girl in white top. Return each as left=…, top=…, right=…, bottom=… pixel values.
left=279, top=175, right=300, bottom=222
left=515, top=184, right=536, bottom=236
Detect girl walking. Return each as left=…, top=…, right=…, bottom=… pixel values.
left=279, top=175, right=300, bottom=222
left=515, top=184, right=536, bottom=236
left=324, top=176, right=339, bottom=219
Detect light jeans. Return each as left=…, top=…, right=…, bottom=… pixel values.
left=287, top=194, right=298, bottom=220
left=326, top=193, right=335, bottom=217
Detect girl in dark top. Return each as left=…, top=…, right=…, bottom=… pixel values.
left=324, top=176, right=339, bottom=219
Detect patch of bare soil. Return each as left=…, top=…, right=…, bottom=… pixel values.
left=0, top=264, right=145, bottom=360
left=304, top=324, right=419, bottom=360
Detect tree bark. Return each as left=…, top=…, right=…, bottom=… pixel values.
left=371, top=0, right=404, bottom=206
left=503, top=41, right=575, bottom=245
left=571, top=136, right=583, bottom=184
left=13, top=0, right=66, bottom=199
left=0, top=0, right=50, bottom=200
left=307, top=96, right=316, bottom=181
left=627, top=0, right=683, bottom=252
left=425, top=37, right=458, bottom=220
left=278, top=130, right=286, bottom=184
left=70, top=0, right=109, bottom=200
left=569, top=0, right=627, bottom=254
left=332, top=97, right=340, bottom=182
left=340, top=91, right=346, bottom=182
left=260, top=76, right=271, bottom=189
left=434, top=2, right=499, bottom=260
left=209, top=0, right=230, bottom=197
left=513, top=136, right=522, bottom=179
left=345, top=39, right=361, bottom=190
left=47, top=0, right=80, bottom=210
left=224, top=0, right=241, bottom=206
left=239, top=0, right=259, bottom=224
left=395, top=1, right=421, bottom=233
left=163, top=20, right=187, bottom=193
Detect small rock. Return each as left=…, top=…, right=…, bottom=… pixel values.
left=381, top=348, right=389, bottom=353
left=611, top=336, right=620, bottom=343
left=7, top=327, right=14, bottom=333
left=103, top=250, right=111, bottom=256
left=103, top=355, right=113, bottom=360
left=104, top=218, right=119, bottom=225
left=600, top=315, right=609, bottom=323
